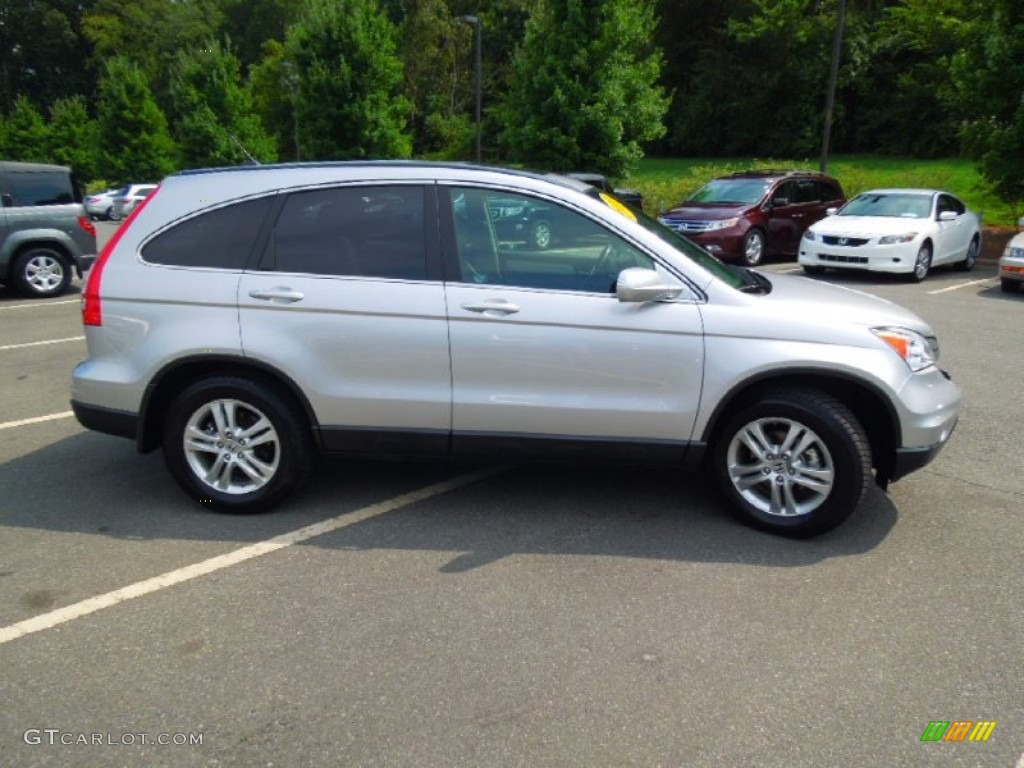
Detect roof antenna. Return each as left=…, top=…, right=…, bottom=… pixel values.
left=227, top=132, right=261, bottom=165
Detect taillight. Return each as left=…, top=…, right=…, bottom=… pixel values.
left=83, top=185, right=161, bottom=327
left=78, top=215, right=96, bottom=237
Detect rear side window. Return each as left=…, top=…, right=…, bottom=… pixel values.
left=263, top=185, right=427, bottom=280
left=2, top=171, right=74, bottom=207
left=142, top=196, right=274, bottom=269
left=817, top=181, right=843, bottom=202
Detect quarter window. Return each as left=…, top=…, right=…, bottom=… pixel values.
left=264, top=185, right=427, bottom=280
left=142, top=196, right=274, bottom=269
left=449, top=187, right=653, bottom=293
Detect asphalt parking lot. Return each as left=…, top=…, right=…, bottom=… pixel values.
left=1, top=223, right=1021, bottom=767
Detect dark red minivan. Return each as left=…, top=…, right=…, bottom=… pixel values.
left=658, top=170, right=845, bottom=266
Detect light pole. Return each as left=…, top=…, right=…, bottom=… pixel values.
left=458, top=14, right=482, bottom=163
left=819, top=0, right=846, bottom=173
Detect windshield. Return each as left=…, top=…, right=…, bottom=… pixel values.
left=588, top=189, right=748, bottom=290
left=686, top=178, right=770, bottom=205
left=839, top=193, right=932, bottom=218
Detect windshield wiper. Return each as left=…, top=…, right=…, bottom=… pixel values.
left=738, top=268, right=772, bottom=294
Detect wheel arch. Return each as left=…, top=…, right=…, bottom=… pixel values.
left=137, top=355, right=320, bottom=454
left=699, top=369, right=899, bottom=482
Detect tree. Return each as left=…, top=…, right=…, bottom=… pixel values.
left=168, top=42, right=277, bottom=169
left=3, top=96, right=49, bottom=162
left=96, top=58, right=177, bottom=182
left=950, top=0, right=1024, bottom=203
left=47, top=96, right=100, bottom=182
left=248, top=40, right=299, bottom=161
left=284, top=0, right=412, bottom=160
left=496, top=0, right=668, bottom=177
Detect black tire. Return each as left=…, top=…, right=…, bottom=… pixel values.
left=742, top=229, right=766, bottom=266
left=909, top=243, right=932, bottom=282
left=712, top=388, right=871, bottom=538
left=1002, top=278, right=1020, bottom=293
left=108, top=207, right=122, bottom=222
left=530, top=219, right=553, bottom=250
left=954, top=236, right=979, bottom=271
left=10, top=247, right=72, bottom=298
left=802, top=265, right=826, bottom=277
left=162, top=377, right=313, bottom=513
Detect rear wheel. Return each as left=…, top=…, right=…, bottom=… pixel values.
left=712, top=388, right=871, bottom=537
left=162, top=377, right=313, bottom=513
left=11, top=248, right=72, bottom=298
left=955, top=237, right=979, bottom=271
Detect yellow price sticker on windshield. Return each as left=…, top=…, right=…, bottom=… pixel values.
left=599, top=192, right=637, bottom=222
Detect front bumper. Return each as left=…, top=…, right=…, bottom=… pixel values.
left=799, top=241, right=918, bottom=273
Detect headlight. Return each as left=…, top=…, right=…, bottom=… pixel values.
left=1004, top=246, right=1024, bottom=259
left=878, top=232, right=918, bottom=244
left=803, top=230, right=817, bottom=241
left=872, top=326, right=938, bottom=371
left=705, top=217, right=739, bottom=231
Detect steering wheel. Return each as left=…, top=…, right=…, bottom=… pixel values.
left=582, top=242, right=621, bottom=293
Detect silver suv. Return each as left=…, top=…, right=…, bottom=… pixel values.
left=1, top=161, right=97, bottom=297
left=71, top=162, right=961, bottom=537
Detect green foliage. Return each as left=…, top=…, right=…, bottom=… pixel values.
left=47, top=96, right=100, bottom=183
left=2, top=96, right=50, bottom=162
left=248, top=40, right=299, bottom=161
left=497, top=0, right=668, bottom=177
left=168, top=41, right=277, bottom=169
left=96, top=57, right=178, bottom=183
left=950, top=0, right=1024, bottom=204
left=285, top=0, right=412, bottom=160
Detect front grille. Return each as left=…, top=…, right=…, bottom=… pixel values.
left=820, top=253, right=868, bottom=264
left=659, top=218, right=714, bottom=234
left=821, top=235, right=869, bottom=246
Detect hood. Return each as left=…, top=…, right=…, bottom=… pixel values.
left=811, top=215, right=928, bottom=237
left=661, top=202, right=750, bottom=220
left=753, top=272, right=932, bottom=333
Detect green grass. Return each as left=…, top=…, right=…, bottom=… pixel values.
left=623, top=156, right=1019, bottom=227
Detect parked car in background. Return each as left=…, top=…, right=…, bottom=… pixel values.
left=71, top=161, right=961, bottom=538
left=566, top=172, right=644, bottom=209
left=658, top=170, right=845, bottom=266
left=799, top=189, right=981, bottom=282
left=999, top=217, right=1024, bottom=293
left=0, top=161, right=97, bottom=297
left=109, top=183, right=158, bottom=221
left=83, top=188, right=119, bottom=220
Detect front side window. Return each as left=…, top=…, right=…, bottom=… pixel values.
left=264, top=185, right=427, bottom=280
left=3, top=172, right=74, bottom=207
left=142, top=196, right=274, bottom=268
left=449, top=187, right=654, bottom=293
left=937, top=194, right=965, bottom=217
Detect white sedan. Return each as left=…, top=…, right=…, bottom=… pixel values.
left=798, top=188, right=981, bottom=282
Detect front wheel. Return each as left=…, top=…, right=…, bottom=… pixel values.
left=162, top=377, right=313, bottom=513
left=742, top=229, right=766, bottom=266
left=11, top=248, right=72, bottom=298
left=712, top=388, right=871, bottom=537
left=909, top=243, right=932, bottom=282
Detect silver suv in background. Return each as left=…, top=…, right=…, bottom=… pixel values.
left=71, top=162, right=961, bottom=537
left=109, top=183, right=158, bottom=221
left=0, top=161, right=97, bottom=297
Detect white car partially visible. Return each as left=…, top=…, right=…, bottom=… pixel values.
left=799, top=188, right=981, bottom=282
left=999, top=221, right=1024, bottom=293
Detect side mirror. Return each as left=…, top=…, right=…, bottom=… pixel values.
left=939, top=210, right=958, bottom=222
left=1017, top=215, right=1024, bottom=231
left=616, top=268, right=683, bottom=303
left=770, top=197, right=790, bottom=208
left=825, top=206, right=838, bottom=216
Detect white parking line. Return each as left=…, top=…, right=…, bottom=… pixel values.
left=0, top=336, right=85, bottom=351
left=0, top=299, right=79, bottom=311
left=0, top=466, right=505, bottom=646
left=0, top=411, right=75, bottom=430
left=927, top=278, right=994, bottom=295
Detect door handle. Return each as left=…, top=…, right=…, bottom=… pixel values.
left=248, top=288, right=305, bottom=303
left=460, top=299, right=520, bottom=316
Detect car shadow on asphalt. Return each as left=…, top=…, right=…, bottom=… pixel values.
left=0, top=432, right=897, bottom=572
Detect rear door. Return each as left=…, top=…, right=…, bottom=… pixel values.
left=238, top=183, right=452, bottom=454
left=441, top=185, right=705, bottom=458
